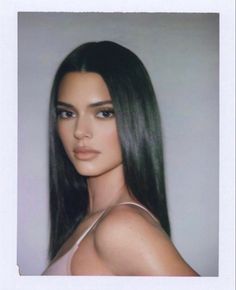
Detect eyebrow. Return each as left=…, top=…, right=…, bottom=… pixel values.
left=56, top=100, right=113, bottom=108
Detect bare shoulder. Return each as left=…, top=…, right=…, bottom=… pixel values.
left=93, top=204, right=198, bottom=276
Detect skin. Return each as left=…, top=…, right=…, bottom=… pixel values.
left=55, top=72, right=199, bottom=276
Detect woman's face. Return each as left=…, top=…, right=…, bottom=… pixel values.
left=57, top=72, right=122, bottom=177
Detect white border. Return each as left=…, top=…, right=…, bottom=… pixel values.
left=0, top=0, right=235, bottom=290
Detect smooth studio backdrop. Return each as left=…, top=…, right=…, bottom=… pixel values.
left=18, top=13, right=219, bottom=276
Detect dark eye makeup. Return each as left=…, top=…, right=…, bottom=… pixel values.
left=56, top=108, right=76, bottom=119
left=95, top=107, right=115, bottom=119
left=56, top=106, right=115, bottom=120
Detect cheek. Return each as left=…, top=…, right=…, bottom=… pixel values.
left=57, top=123, right=72, bottom=150
left=98, top=124, right=122, bottom=153
left=57, top=124, right=65, bottom=143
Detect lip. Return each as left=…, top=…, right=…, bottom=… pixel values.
left=74, top=147, right=100, bottom=154
left=73, top=147, right=100, bottom=160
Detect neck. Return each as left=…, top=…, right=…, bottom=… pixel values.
left=86, top=164, right=132, bottom=215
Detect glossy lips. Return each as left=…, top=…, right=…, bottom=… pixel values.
left=73, top=146, right=100, bottom=160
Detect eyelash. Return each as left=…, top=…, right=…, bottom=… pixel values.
left=56, top=109, right=76, bottom=119
left=56, top=108, right=115, bottom=120
left=95, top=108, right=115, bottom=119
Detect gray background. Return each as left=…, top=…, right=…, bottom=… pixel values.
left=18, top=13, right=219, bottom=276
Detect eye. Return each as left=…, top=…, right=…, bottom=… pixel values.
left=96, top=109, right=115, bottom=119
left=57, top=109, right=76, bottom=119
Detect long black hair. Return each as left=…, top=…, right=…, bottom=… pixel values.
left=49, top=41, right=170, bottom=260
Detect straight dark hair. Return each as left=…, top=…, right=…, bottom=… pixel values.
left=49, top=41, right=170, bottom=260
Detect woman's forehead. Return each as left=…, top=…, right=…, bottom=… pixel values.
left=58, top=72, right=112, bottom=103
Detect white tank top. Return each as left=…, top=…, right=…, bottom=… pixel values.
left=42, top=202, right=158, bottom=275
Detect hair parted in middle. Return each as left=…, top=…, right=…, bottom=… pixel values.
left=49, top=41, right=170, bottom=260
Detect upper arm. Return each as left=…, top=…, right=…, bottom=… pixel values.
left=93, top=205, right=198, bottom=276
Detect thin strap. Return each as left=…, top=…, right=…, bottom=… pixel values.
left=112, top=201, right=160, bottom=223
left=75, top=210, right=107, bottom=246
left=76, top=201, right=159, bottom=246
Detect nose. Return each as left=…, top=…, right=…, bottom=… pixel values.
left=73, top=117, right=93, bottom=140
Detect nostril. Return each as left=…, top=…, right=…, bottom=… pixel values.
left=73, top=118, right=93, bottom=139
left=74, top=129, right=92, bottom=140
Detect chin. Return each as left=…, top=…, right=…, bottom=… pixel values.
left=74, top=164, right=105, bottom=177
left=77, top=170, right=101, bottom=177
left=74, top=163, right=122, bottom=178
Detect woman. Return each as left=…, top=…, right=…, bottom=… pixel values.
left=42, top=41, right=198, bottom=276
